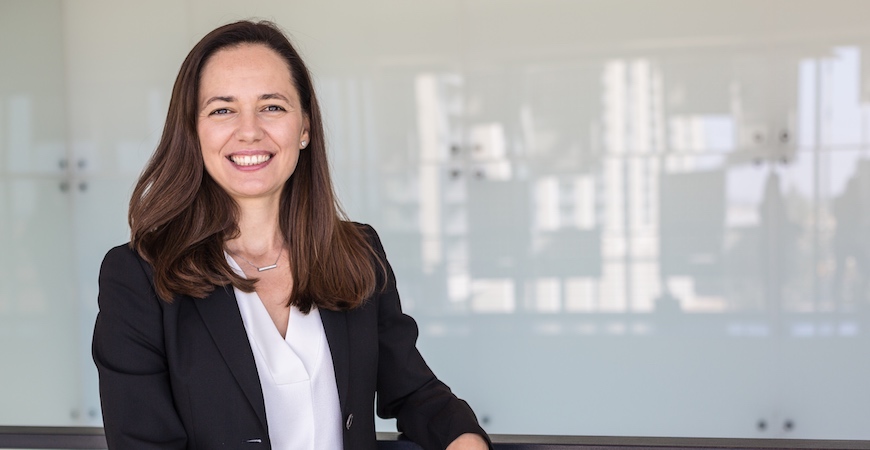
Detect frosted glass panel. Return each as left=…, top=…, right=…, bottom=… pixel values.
left=0, top=179, right=80, bottom=425
left=0, top=1, right=87, bottom=426
left=318, top=8, right=870, bottom=437
left=0, top=1, right=67, bottom=175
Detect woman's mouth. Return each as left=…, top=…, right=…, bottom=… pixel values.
left=228, top=153, right=272, bottom=166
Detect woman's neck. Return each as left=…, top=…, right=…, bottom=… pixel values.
left=225, top=197, right=284, bottom=258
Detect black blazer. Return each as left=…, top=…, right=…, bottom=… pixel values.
left=92, top=224, right=490, bottom=450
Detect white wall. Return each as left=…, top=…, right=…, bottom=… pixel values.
left=2, top=0, right=870, bottom=439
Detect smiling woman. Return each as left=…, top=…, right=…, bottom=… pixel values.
left=91, top=20, right=491, bottom=450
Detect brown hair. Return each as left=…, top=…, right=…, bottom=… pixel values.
left=129, top=20, right=379, bottom=312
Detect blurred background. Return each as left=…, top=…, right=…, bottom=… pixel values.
left=3, top=0, right=870, bottom=440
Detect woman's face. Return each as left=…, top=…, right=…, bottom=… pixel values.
left=197, top=43, right=309, bottom=204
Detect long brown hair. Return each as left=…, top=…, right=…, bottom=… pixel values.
left=129, top=20, right=379, bottom=312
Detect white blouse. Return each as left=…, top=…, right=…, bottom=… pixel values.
left=227, top=254, right=343, bottom=450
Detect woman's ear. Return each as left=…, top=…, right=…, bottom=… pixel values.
left=300, top=118, right=310, bottom=149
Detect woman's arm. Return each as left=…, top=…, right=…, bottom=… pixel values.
left=364, top=225, right=492, bottom=450
left=92, top=245, right=187, bottom=449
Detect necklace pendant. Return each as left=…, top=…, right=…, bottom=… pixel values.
left=257, top=264, right=278, bottom=272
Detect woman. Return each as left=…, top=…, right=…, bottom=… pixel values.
left=92, top=20, right=490, bottom=450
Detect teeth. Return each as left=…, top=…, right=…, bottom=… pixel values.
left=230, top=154, right=271, bottom=166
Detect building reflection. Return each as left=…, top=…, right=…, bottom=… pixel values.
left=832, top=159, right=870, bottom=312
left=317, top=45, right=870, bottom=340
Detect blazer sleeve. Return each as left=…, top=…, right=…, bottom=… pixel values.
left=365, top=225, right=493, bottom=450
left=91, top=245, right=187, bottom=449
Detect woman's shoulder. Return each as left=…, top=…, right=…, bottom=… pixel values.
left=100, top=242, right=154, bottom=282
left=346, top=221, right=391, bottom=263
left=345, top=221, right=381, bottom=246
left=96, top=243, right=166, bottom=320
left=346, top=220, right=374, bottom=233
left=103, top=242, right=146, bottom=264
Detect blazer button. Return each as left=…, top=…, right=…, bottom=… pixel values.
left=345, top=413, right=354, bottom=430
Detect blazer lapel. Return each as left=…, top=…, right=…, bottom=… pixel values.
left=320, top=309, right=349, bottom=410
left=192, top=286, right=268, bottom=432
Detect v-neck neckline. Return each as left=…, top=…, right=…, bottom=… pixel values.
left=227, top=253, right=324, bottom=385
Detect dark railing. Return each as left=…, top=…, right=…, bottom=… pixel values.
left=1, top=427, right=869, bottom=450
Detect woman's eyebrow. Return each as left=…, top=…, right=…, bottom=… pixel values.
left=260, top=93, right=289, bottom=102
left=202, top=95, right=234, bottom=107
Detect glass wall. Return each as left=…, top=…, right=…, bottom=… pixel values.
left=2, top=0, right=870, bottom=439
left=0, top=0, right=86, bottom=425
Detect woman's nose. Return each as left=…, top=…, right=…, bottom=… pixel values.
left=234, top=111, right=264, bottom=142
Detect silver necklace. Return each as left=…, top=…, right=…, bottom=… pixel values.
left=231, top=247, right=283, bottom=272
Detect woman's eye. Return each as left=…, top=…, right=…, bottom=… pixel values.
left=210, top=108, right=231, bottom=115
left=264, top=105, right=285, bottom=112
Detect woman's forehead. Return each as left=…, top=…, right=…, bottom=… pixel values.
left=199, top=44, right=297, bottom=99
